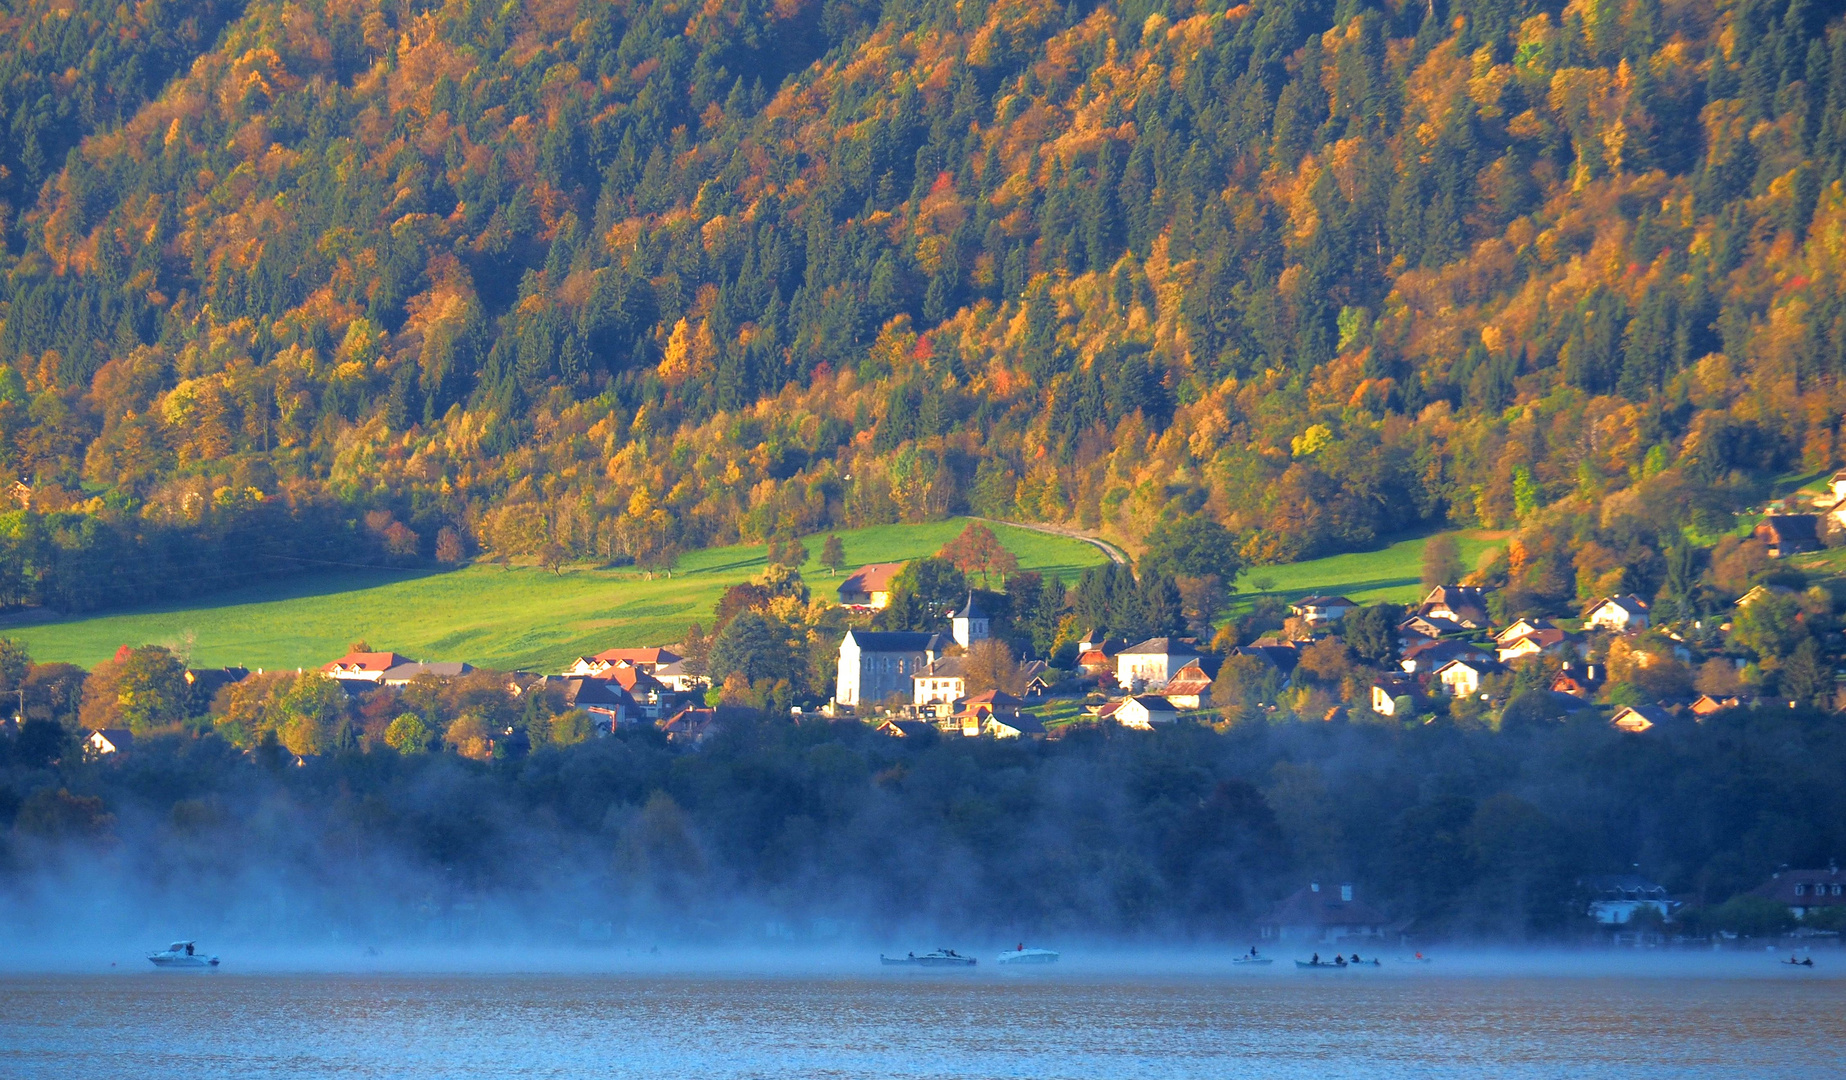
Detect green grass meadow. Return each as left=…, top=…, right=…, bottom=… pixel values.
left=1230, top=530, right=1507, bottom=610
left=0, top=519, right=1109, bottom=673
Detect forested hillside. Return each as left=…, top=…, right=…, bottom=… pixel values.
left=2, top=0, right=1845, bottom=610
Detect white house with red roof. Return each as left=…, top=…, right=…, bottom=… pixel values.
left=321, top=651, right=415, bottom=683
left=837, top=562, right=906, bottom=609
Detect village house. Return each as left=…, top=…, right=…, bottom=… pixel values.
left=565, top=647, right=681, bottom=678
left=1399, top=613, right=1465, bottom=642
left=381, top=661, right=473, bottom=686
left=1019, top=660, right=1056, bottom=697
left=1736, top=584, right=1796, bottom=608
left=1752, top=865, right=1846, bottom=919
left=1075, top=640, right=1121, bottom=677
left=1370, top=673, right=1421, bottom=717
left=1257, top=881, right=1387, bottom=945
left=981, top=711, right=1047, bottom=739
left=652, top=659, right=708, bottom=693
left=1584, top=594, right=1651, bottom=632
left=837, top=562, right=906, bottom=609
left=596, top=663, right=673, bottom=719
left=875, top=718, right=936, bottom=739
left=1115, top=637, right=1200, bottom=690
left=1754, top=514, right=1820, bottom=558
left=1419, top=585, right=1490, bottom=628
left=1162, top=660, right=1217, bottom=710
left=1434, top=656, right=1508, bottom=698
left=1497, top=627, right=1577, bottom=663
left=658, top=707, right=725, bottom=746
left=1114, top=695, right=1179, bottom=729
left=1400, top=638, right=1492, bottom=675
left=1611, top=704, right=1674, bottom=733
left=85, top=728, right=133, bottom=757
left=949, top=689, right=1028, bottom=736
left=185, top=667, right=249, bottom=699
left=1494, top=618, right=1554, bottom=645
left=1289, top=595, right=1358, bottom=626
left=321, top=651, right=415, bottom=683
left=835, top=630, right=949, bottom=708
left=1581, top=875, right=1680, bottom=925
left=1689, top=693, right=1743, bottom=718
left=911, top=655, right=968, bottom=712
left=1233, top=642, right=1301, bottom=683
left=1550, top=662, right=1603, bottom=699
left=560, top=678, right=634, bottom=731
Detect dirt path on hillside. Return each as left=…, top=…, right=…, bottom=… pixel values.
left=972, top=517, right=1129, bottom=566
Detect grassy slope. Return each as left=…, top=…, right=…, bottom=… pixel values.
left=1230, top=530, right=1507, bottom=610
left=1, top=520, right=1107, bottom=672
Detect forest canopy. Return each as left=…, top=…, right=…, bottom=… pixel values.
left=0, top=0, right=1843, bottom=609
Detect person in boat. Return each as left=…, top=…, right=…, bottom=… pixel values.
left=1248, top=946, right=1259, bottom=957
left=1311, top=953, right=1319, bottom=964
left=1350, top=953, right=1360, bottom=963
left=185, top=943, right=194, bottom=956
left=908, top=952, right=915, bottom=958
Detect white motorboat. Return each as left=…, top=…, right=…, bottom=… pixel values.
left=1232, top=955, right=1273, bottom=966
left=881, top=948, right=977, bottom=967
left=996, top=946, right=1059, bottom=965
left=148, top=941, right=219, bottom=969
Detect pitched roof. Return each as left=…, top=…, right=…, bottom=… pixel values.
left=1292, top=594, right=1357, bottom=609
left=1434, top=656, right=1508, bottom=676
left=1123, top=694, right=1177, bottom=712
left=562, top=678, right=633, bottom=709
left=984, top=712, right=1047, bottom=735
left=1611, top=704, right=1674, bottom=732
left=1757, top=514, right=1820, bottom=543
left=952, top=592, right=987, bottom=619
left=382, top=661, right=473, bottom=682
left=914, top=655, right=967, bottom=679
left=591, top=647, right=680, bottom=666
left=596, top=665, right=666, bottom=694
left=839, top=562, right=905, bottom=596
left=1260, top=884, right=1387, bottom=928
left=1164, top=665, right=1215, bottom=695
left=843, top=630, right=947, bottom=653
left=961, top=688, right=1026, bottom=706
left=877, top=719, right=936, bottom=738
left=321, top=651, right=414, bottom=674
left=1403, top=639, right=1491, bottom=666
left=1587, top=594, right=1651, bottom=617
left=1117, top=636, right=1196, bottom=656
left=1752, top=867, right=1846, bottom=907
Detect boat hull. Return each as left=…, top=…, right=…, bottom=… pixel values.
left=148, top=957, right=218, bottom=969
left=1232, top=957, right=1273, bottom=966
left=881, top=954, right=977, bottom=967
left=997, top=950, right=1059, bottom=965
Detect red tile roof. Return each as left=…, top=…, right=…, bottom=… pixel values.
left=321, top=651, right=413, bottom=673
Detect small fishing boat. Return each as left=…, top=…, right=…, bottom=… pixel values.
left=147, top=941, right=218, bottom=969
left=1399, top=953, right=1433, bottom=964
left=1232, top=955, right=1273, bottom=966
left=996, top=945, right=1059, bottom=965
left=1295, top=959, right=1345, bottom=970
left=1781, top=956, right=1816, bottom=968
left=881, top=948, right=977, bottom=967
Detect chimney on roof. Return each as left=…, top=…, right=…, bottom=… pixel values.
left=1341, top=883, right=1353, bottom=902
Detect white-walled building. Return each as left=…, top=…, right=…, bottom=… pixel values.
left=836, top=630, right=948, bottom=708
left=1115, top=638, right=1199, bottom=690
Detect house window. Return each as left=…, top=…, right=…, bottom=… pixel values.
left=1795, top=884, right=1806, bottom=896
left=1834, top=884, right=1842, bottom=896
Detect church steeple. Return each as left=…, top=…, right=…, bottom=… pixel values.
left=952, top=592, right=989, bottom=648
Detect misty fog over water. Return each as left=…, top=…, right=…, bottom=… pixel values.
left=2, top=957, right=1840, bottom=1080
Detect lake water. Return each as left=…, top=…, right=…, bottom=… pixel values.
left=3, top=954, right=1842, bottom=1078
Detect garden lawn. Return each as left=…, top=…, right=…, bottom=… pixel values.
left=1230, top=530, right=1507, bottom=610
left=0, top=519, right=1108, bottom=672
